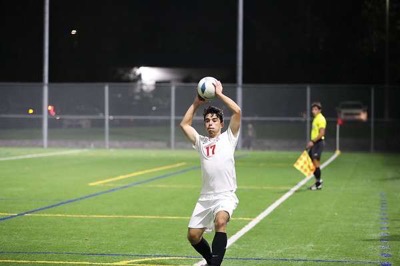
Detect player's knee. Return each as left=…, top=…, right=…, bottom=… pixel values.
left=187, top=230, right=202, bottom=244
left=214, top=216, right=228, bottom=230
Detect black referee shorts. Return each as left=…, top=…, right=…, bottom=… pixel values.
left=308, top=140, right=324, bottom=160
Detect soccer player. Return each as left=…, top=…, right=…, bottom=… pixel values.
left=306, top=102, right=327, bottom=190
left=180, top=79, right=241, bottom=266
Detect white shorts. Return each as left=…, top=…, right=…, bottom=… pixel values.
left=188, top=191, right=239, bottom=232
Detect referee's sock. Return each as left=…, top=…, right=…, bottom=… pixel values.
left=191, top=237, right=212, bottom=264
left=314, top=167, right=321, bottom=183
left=210, top=232, right=227, bottom=266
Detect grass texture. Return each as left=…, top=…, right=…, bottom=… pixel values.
left=0, top=148, right=398, bottom=265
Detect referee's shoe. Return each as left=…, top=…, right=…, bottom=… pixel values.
left=309, top=180, right=323, bottom=190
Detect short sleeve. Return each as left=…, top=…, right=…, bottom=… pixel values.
left=319, top=116, right=327, bottom=129
left=193, top=132, right=201, bottom=151
left=227, top=127, right=240, bottom=148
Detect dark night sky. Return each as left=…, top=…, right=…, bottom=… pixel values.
left=0, top=0, right=399, bottom=84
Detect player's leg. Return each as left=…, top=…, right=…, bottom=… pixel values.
left=188, top=228, right=212, bottom=264
left=188, top=200, right=214, bottom=264
left=210, top=211, right=230, bottom=266
left=312, top=158, right=323, bottom=188
left=309, top=141, right=324, bottom=190
left=210, top=193, right=238, bottom=266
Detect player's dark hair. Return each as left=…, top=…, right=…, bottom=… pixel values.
left=311, top=102, right=322, bottom=110
left=203, top=106, right=224, bottom=123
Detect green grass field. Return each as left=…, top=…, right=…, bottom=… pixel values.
left=0, top=148, right=398, bottom=265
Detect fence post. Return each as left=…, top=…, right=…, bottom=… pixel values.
left=105, top=84, right=109, bottom=149
left=370, top=86, right=375, bottom=153
left=42, top=0, right=49, bottom=148
left=42, top=83, right=48, bottom=148
left=306, top=85, right=311, bottom=144
left=170, top=84, right=176, bottom=149
left=336, top=122, right=340, bottom=151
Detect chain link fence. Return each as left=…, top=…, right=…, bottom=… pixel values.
left=0, top=82, right=399, bottom=152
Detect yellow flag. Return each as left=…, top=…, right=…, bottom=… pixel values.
left=293, top=150, right=315, bottom=176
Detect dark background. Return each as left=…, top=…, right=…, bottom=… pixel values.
left=0, top=0, right=399, bottom=84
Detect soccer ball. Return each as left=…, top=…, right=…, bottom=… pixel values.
left=197, top=76, right=217, bottom=100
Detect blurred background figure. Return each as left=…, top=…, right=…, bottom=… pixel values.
left=243, top=123, right=256, bottom=150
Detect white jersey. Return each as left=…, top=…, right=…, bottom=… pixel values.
left=194, top=127, right=239, bottom=195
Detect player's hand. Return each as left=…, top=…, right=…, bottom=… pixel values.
left=197, top=93, right=205, bottom=101
left=306, top=141, right=314, bottom=149
left=194, top=93, right=207, bottom=105
left=215, top=80, right=223, bottom=96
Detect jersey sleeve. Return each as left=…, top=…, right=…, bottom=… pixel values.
left=227, top=127, right=240, bottom=148
left=193, top=131, right=201, bottom=151
left=318, top=116, right=327, bottom=129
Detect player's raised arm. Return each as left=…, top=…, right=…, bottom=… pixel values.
left=214, top=80, right=241, bottom=137
left=180, top=95, right=205, bottom=145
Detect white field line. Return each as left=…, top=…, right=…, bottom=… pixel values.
left=194, top=150, right=341, bottom=266
left=0, top=149, right=87, bottom=161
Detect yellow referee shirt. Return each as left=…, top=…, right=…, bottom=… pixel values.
left=311, top=113, right=326, bottom=140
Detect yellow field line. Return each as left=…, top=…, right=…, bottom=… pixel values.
left=88, top=162, right=187, bottom=186
left=239, top=185, right=292, bottom=190
left=95, top=184, right=200, bottom=188
left=0, top=212, right=253, bottom=221
left=0, top=259, right=187, bottom=266
left=115, top=257, right=187, bottom=265
left=95, top=184, right=291, bottom=190
left=0, top=259, right=105, bottom=265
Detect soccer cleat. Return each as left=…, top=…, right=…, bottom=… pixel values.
left=309, top=180, right=323, bottom=190
left=193, top=259, right=210, bottom=266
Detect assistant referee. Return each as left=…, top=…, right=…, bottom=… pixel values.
left=306, top=102, right=327, bottom=190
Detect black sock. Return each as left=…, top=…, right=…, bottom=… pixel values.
left=192, top=237, right=212, bottom=264
left=210, top=232, right=227, bottom=266
left=314, top=167, right=321, bottom=183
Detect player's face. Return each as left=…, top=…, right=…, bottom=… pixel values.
left=311, top=106, right=321, bottom=117
left=204, top=113, right=223, bottom=138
